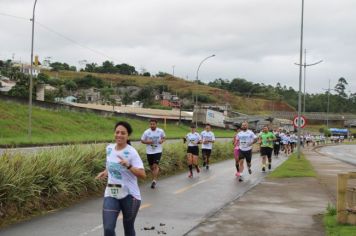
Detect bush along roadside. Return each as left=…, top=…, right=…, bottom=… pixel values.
left=323, top=203, right=356, bottom=236
left=0, top=141, right=234, bottom=228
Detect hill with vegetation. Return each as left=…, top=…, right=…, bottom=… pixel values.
left=42, top=70, right=294, bottom=114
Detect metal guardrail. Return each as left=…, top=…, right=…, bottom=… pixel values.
left=272, top=111, right=356, bottom=121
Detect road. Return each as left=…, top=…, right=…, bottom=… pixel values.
left=0, top=153, right=287, bottom=236
left=0, top=138, right=232, bottom=156
left=317, top=144, right=356, bottom=166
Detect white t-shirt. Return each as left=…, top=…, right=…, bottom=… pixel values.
left=105, top=144, right=144, bottom=200
left=141, top=128, right=166, bottom=154
left=236, top=130, right=257, bottom=151
left=186, top=132, right=201, bottom=147
left=200, top=130, right=215, bottom=150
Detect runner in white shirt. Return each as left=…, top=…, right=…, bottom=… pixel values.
left=184, top=124, right=202, bottom=178
left=96, top=121, right=146, bottom=236
left=200, top=124, right=215, bottom=170
left=236, top=121, right=258, bottom=182
left=141, top=119, right=166, bottom=189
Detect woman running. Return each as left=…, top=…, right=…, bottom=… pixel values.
left=96, top=121, right=146, bottom=236
left=184, top=124, right=202, bottom=178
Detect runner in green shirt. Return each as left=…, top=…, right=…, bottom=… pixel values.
left=258, top=125, right=276, bottom=172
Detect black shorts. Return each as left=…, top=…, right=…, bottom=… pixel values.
left=238, top=150, right=252, bottom=163
left=260, top=147, right=273, bottom=158
left=201, top=149, right=212, bottom=157
left=187, top=146, right=199, bottom=156
left=147, top=153, right=162, bottom=166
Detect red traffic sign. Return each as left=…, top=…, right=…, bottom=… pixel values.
left=293, top=115, right=307, bottom=128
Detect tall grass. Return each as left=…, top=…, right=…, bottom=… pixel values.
left=0, top=141, right=233, bottom=227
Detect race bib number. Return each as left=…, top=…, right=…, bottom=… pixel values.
left=275, top=142, right=279, bottom=145
left=106, top=186, right=128, bottom=199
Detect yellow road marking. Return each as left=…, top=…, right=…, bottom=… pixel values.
left=174, top=175, right=216, bottom=194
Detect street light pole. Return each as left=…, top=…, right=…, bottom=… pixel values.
left=296, top=0, right=304, bottom=159
left=295, top=49, right=323, bottom=114
left=29, top=0, right=38, bottom=139
left=195, top=54, right=215, bottom=82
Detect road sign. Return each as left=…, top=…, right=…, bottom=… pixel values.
left=293, top=115, right=307, bottom=128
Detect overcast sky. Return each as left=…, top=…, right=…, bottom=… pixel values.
left=0, top=0, right=355, bottom=94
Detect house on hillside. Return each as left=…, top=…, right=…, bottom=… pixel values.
left=75, top=88, right=101, bottom=103
left=14, top=64, right=41, bottom=77
left=0, top=77, right=16, bottom=93
left=156, top=91, right=181, bottom=108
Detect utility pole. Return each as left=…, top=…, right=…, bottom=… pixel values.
left=28, top=0, right=38, bottom=139
left=295, top=49, right=323, bottom=114
left=296, top=0, right=304, bottom=159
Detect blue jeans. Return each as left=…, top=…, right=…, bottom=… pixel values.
left=102, top=195, right=141, bottom=236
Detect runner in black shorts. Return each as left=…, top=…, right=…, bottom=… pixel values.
left=235, top=122, right=257, bottom=182
left=200, top=124, right=215, bottom=170
left=273, top=132, right=281, bottom=157
left=184, top=125, right=201, bottom=178
left=258, top=126, right=276, bottom=172
left=141, top=119, right=166, bottom=189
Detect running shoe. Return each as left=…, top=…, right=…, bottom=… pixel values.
left=196, top=166, right=200, bottom=173
left=206, top=165, right=209, bottom=170
left=151, top=181, right=156, bottom=189
left=268, top=163, right=272, bottom=170
left=239, top=176, right=244, bottom=182
left=235, top=172, right=240, bottom=177
left=262, top=166, right=266, bottom=172
left=188, top=173, right=193, bottom=178
left=248, top=169, right=252, bottom=174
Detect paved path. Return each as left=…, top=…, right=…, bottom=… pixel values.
left=188, top=145, right=356, bottom=236
left=0, top=153, right=286, bottom=236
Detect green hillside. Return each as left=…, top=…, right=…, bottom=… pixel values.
left=44, top=70, right=294, bottom=114
left=0, top=100, right=234, bottom=147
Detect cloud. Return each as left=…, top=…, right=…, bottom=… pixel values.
left=0, top=0, right=355, bottom=93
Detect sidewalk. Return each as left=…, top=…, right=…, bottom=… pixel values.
left=187, top=146, right=355, bottom=236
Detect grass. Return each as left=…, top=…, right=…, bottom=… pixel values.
left=323, top=204, right=356, bottom=236
left=268, top=152, right=316, bottom=178
left=0, top=100, right=234, bottom=146
left=0, top=141, right=233, bottom=228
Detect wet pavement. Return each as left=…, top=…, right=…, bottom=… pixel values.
left=2, top=144, right=355, bottom=236
left=187, top=145, right=356, bottom=236
left=0, top=152, right=287, bottom=236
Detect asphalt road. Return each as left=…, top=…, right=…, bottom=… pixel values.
left=0, top=152, right=287, bottom=236
left=0, top=138, right=232, bottom=156
left=317, top=144, right=356, bottom=166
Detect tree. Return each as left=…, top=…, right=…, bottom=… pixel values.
left=8, top=73, right=32, bottom=98
left=334, top=77, right=348, bottom=98
left=84, top=63, right=97, bottom=72
left=101, top=61, right=116, bottom=73
left=64, top=80, right=78, bottom=91
left=135, top=86, right=154, bottom=107
left=115, top=63, right=137, bottom=75
left=37, top=73, right=50, bottom=83
left=122, top=91, right=132, bottom=106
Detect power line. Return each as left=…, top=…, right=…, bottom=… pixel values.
left=0, top=11, right=119, bottom=62
left=0, top=12, right=29, bottom=21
